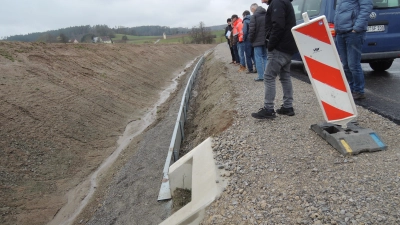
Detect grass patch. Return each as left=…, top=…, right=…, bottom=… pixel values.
left=74, top=45, right=85, bottom=49
left=0, top=49, right=14, bottom=62
left=113, top=30, right=227, bottom=44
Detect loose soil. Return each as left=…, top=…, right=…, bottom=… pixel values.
left=180, top=54, right=237, bottom=156
left=0, top=41, right=213, bottom=225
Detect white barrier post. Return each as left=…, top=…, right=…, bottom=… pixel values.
left=292, top=14, right=357, bottom=128
left=291, top=13, right=387, bottom=156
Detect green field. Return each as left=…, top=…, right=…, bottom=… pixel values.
left=113, top=30, right=227, bottom=44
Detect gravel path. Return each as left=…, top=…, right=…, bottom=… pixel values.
left=201, top=44, right=400, bottom=225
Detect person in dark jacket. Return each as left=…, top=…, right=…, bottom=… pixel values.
left=335, top=0, right=373, bottom=100
left=225, top=18, right=236, bottom=64
left=251, top=0, right=298, bottom=119
left=249, top=3, right=267, bottom=81
left=242, top=10, right=254, bottom=74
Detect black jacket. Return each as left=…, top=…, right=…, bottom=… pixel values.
left=265, top=0, right=298, bottom=54
left=249, top=6, right=267, bottom=47
left=225, top=24, right=232, bottom=45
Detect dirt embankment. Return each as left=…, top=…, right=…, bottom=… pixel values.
left=0, top=41, right=213, bottom=225
left=180, top=54, right=238, bottom=156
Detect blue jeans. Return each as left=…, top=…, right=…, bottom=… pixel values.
left=264, top=49, right=293, bottom=110
left=232, top=44, right=240, bottom=63
left=336, top=31, right=366, bottom=94
left=237, top=42, right=245, bottom=66
left=254, top=46, right=267, bottom=79
left=244, top=41, right=254, bottom=71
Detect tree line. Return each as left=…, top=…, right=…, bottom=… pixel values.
left=4, top=23, right=221, bottom=44
left=5, top=25, right=191, bottom=43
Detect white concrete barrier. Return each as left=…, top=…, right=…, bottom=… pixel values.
left=158, top=56, right=205, bottom=201
left=159, top=138, right=225, bottom=225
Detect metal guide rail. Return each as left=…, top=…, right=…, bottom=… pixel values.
left=157, top=56, right=205, bottom=201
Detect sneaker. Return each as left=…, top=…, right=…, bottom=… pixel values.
left=251, top=108, right=276, bottom=119
left=254, top=78, right=264, bottom=82
left=353, top=92, right=366, bottom=100
left=276, top=105, right=295, bottom=116
left=246, top=70, right=254, bottom=74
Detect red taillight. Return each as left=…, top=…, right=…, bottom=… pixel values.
left=328, top=23, right=336, bottom=37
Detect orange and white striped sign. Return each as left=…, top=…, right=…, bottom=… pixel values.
left=291, top=15, right=357, bottom=127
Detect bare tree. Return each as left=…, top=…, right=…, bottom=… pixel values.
left=190, top=22, right=214, bottom=44
left=37, top=33, right=56, bottom=43
left=59, top=33, right=69, bottom=43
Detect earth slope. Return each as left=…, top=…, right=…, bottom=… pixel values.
left=0, top=41, right=213, bottom=225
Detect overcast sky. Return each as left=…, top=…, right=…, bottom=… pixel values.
left=0, top=0, right=267, bottom=38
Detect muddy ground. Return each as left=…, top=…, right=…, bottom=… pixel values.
left=0, top=41, right=214, bottom=225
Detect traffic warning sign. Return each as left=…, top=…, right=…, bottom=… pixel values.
left=292, top=13, right=387, bottom=156
left=291, top=14, right=357, bottom=128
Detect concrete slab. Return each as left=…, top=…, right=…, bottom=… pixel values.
left=160, top=137, right=226, bottom=225
left=311, top=121, right=387, bottom=156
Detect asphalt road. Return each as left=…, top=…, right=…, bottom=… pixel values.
left=291, top=58, right=400, bottom=124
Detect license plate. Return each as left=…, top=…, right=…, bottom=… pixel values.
left=367, top=25, right=385, bottom=32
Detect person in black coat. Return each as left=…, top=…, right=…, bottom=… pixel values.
left=264, top=0, right=297, bottom=54
left=225, top=18, right=236, bottom=64
left=249, top=3, right=268, bottom=81
left=251, top=0, right=298, bottom=119
left=242, top=10, right=254, bottom=73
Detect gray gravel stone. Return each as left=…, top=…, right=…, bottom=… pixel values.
left=200, top=44, right=400, bottom=225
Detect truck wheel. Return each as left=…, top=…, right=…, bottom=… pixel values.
left=369, top=59, right=394, bottom=72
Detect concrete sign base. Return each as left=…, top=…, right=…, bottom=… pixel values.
left=311, top=122, right=387, bottom=156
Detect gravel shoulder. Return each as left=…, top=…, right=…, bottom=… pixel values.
left=200, top=44, right=400, bottom=225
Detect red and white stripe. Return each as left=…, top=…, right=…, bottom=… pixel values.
left=292, top=16, right=357, bottom=126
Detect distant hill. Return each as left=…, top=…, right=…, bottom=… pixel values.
left=5, top=24, right=226, bottom=43
left=207, top=24, right=226, bottom=31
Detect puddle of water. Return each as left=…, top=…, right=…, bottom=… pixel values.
left=48, top=58, right=198, bottom=225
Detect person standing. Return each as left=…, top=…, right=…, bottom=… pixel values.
left=251, top=0, right=298, bottom=119
left=225, top=18, right=236, bottom=64
left=232, top=14, right=246, bottom=72
left=242, top=10, right=255, bottom=74
left=335, top=0, right=373, bottom=100
left=230, top=22, right=240, bottom=65
left=249, top=3, right=267, bottom=81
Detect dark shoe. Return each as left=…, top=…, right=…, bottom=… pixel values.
left=254, top=78, right=264, bottom=82
left=251, top=108, right=276, bottom=119
left=276, top=105, right=295, bottom=116
left=253, top=70, right=258, bottom=73
left=246, top=70, right=254, bottom=74
left=353, top=92, right=366, bottom=100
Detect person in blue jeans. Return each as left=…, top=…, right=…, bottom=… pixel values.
left=242, top=10, right=254, bottom=74
left=251, top=0, right=298, bottom=119
left=335, top=0, right=373, bottom=100
left=249, top=3, right=268, bottom=81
